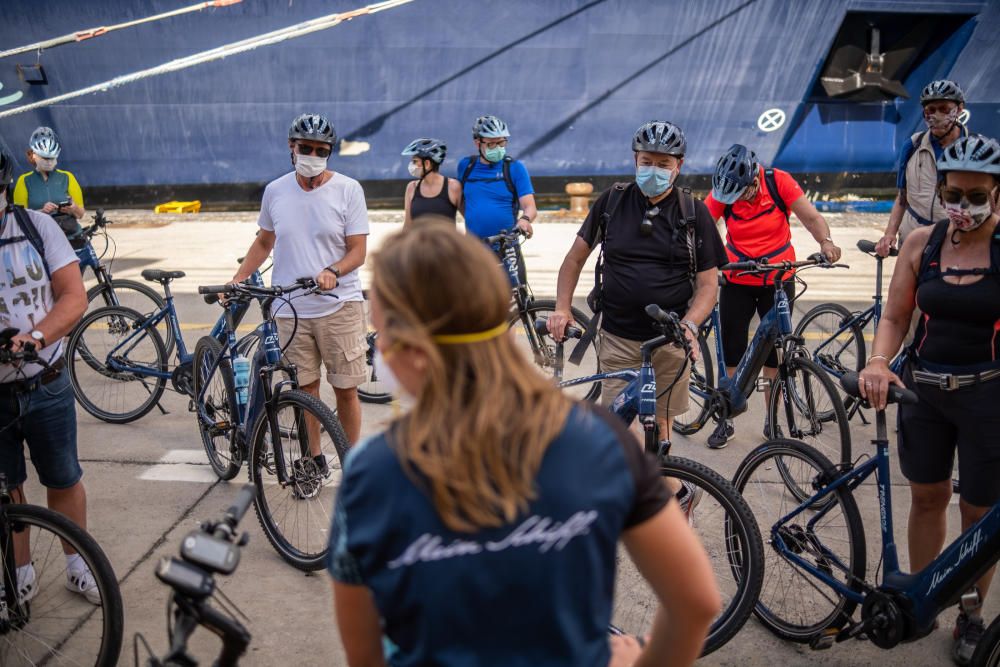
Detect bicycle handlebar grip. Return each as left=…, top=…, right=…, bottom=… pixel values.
left=644, top=303, right=676, bottom=325
left=856, top=239, right=898, bottom=257
left=721, top=261, right=757, bottom=271
left=565, top=325, right=583, bottom=339
left=226, top=485, right=257, bottom=527
left=839, top=372, right=918, bottom=405
left=533, top=318, right=550, bottom=336
left=203, top=293, right=221, bottom=305
left=198, top=285, right=231, bottom=295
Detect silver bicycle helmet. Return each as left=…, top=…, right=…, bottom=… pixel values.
left=288, top=113, right=336, bottom=145
left=920, top=79, right=965, bottom=105
left=936, top=134, right=1000, bottom=176
left=712, top=144, right=759, bottom=204
left=632, top=120, right=686, bottom=157
left=29, top=126, right=60, bottom=159
left=402, top=138, right=447, bottom=164
left=472, top=115, right=510, bottom=139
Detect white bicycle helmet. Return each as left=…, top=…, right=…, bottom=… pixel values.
left=29, top=126, right=60, bottom=159
left=936, top=134, right=1000, bottom=176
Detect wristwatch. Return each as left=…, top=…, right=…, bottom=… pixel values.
left=30, top=330, right=46, bottom=348
left=680, top=319, right=699, bottom=338
left=326, top=266, right=341, bottom=278
left=518, top=215, right=531, bottom=223
left=821, top=236, right=834, bottom=244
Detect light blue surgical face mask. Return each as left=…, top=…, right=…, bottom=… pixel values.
left=483, top=145, right=506, bottom=163
left=635, top=165, right=674, bottom=197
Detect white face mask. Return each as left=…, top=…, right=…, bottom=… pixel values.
left=407, top=161, right=424, bottom=178
left=294, top=154, right=327, bottom=178
left=944, top=199, right=994, bottom=232
left=35, top=157, right=57, bottom=172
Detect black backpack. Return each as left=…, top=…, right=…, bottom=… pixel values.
left=720, top=168, right=792, bottom=264
left=459, top=155, right=520, bottom=222
left=917, top=219, right=1000, bottom=287
left=0, top=206, right=52, bottom=280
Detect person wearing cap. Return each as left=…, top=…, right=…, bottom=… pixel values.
left=702, top=144, right=841, bottom=448
left=233, top=113, right=369, bottom=452
left=860, top=134, right=1000, bottom=665
left=13, top=126, right=86, bottom=241
left=876, top=79, right=970, bottom=256
left=401, top=138, right=461, bottom=226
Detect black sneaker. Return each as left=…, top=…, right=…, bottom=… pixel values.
left=291, top=455, right=330, bottom=499
left=707, top=419, right=734, bottom=449
left=952, top=611, right=986, bottom=665
left=763, top=419, right=784, bottom=440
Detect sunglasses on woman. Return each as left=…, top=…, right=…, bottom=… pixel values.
left=940, top=186, right=993, bottom=207
left=295, top=144, right=332, bottom=158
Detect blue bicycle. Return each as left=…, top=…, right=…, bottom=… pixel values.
left=674, top=256, right=851, bottom=471
left=733, top=373, right=1000, bottom=663
left=539, top=307, right=765, bottom=657
left=64, top=266, right=265, bottom=423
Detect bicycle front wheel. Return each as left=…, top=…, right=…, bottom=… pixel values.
left=521, top=300, right=601, bottom=402
left=86, top=278, right=174, bottom=357
left=794, top=302, right=865, bottom=380
left=733, top=439, right=866, bottom=642
left=672, top=330, right=714, bottom=436
left=66, top=306, right=168, bottom=423
left=193, top=336, right=241, bottom=480
left=0, top=503, right=124, bottom=666
left=249, top=389, right=350, bottom=571
left=612, top=456, right=764, bottom=656
left=972, top=614, right=1000, bottom=666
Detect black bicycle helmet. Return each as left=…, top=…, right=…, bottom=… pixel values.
left=402, top=138, right=447, bottom=164
left=920, top=79, right=965, bottom=105
left=288, top=113, right=336, bottom=145
left=472, top=115, right=510, bottom=139
left=936, top=134, right=1000, bottom=177
left=0, top=149, right=14, bottom=202
left=712, top=144, right=759, bottom=204
left=632, top=120, right=686, bottom=157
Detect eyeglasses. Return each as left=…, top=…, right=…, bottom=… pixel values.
left=923, top=103, right=957, bottom=116
left=295, top=144, right=332, bottom=158
left=940, top=186, right=992, bottom=207
left=640, top=206, right=660, bottom=237
left=480, top=139, right=508, bottom=149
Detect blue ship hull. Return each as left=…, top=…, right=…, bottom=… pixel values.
left=1, top=0, right=997, bottom=194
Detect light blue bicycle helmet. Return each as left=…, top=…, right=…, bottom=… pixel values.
left=29, top=126, right=60, bottom=159
left=712, top=144, right=759, bottom=204
left=402, top=138, right=447, bottom=164
left=936, top=134, right=1000, bottom=176
left=472, top=115, right=510, bottom=139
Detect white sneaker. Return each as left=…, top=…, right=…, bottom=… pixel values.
left=0, top=563, right=38, bottom=608
left=66, top=567, right=102, bottom=605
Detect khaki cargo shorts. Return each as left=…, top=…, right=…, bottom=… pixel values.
left=599, top=330, right=690, bottom=420
left=275, top=301, right=367, bottom=389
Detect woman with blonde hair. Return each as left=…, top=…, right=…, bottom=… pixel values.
left=328, top=222, right=720, bottom=667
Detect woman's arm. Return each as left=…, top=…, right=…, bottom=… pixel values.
left=789, top=195, right=840, bottom=262
left=620, top=501, right=722, bottom=667
left=448, top=177, right=463, bottom=210
left=332, top=581, right=386, bottom=667
left=403, top=180, right=415, bottom=228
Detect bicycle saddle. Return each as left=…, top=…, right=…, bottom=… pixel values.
left=839, top=372, right=917, bottom=405
left=142, top=269, right=186, bottom=283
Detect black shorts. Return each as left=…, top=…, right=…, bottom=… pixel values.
left=898, top=364, right=1000, bottom=507
left=718, top=281, right=795, bottom=369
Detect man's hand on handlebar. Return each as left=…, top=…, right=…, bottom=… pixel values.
left=315, top=268, right=338, bottom=292
left=546, top=309, right=575, bottom=342
left=681, top=325, right=699, bottom=362
left=515, top=217, right=534, bottom=239
left=820, top=239, right=842, bottom=263
left=874, top=234, right=897, bottom=258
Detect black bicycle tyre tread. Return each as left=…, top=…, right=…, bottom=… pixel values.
left=193, top=336, right=241, bottom=481
left=66, top=305, right=168, bottom=424
left=794, top=302, right=866, bottom=376
left=3, top=503, right=124, bottom=666
left=732, top=438, right=866, bottom=642
left=972, top=613, right=1000, bottom=666
left=660, top=455, right=765, bottom=655
left=249, top=389, right=350, bottom=571
left=672, top=332, right=714, bottom=436
left=86, top=279, right=175, bottom=356
left=767, top=355, right=852, bottom=466
left=525, top=299, right=601, bottom=402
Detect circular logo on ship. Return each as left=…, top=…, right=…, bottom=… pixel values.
left=757, top=108, right=786, bottom=133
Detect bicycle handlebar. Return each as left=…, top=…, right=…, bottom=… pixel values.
left=532, top=317, right=583, bottom=340
left=0, top=328, right=49, bottom=367
left=197, top=277, right=322, bottom=299
left=857, top=239, right=898, bottom=257
left=223, top=485, right=255, bottom=531
left=484, top=228, right=526, bottom=246
left=839, top=372, right=918, bottom=406
left=721, top=254, right=849, bottom=275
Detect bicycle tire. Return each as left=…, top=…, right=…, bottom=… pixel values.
left=522, top=299, right=601, bottom=402
left=358, top=332, right=392, bottom=404
left=972, top=613, right=1000, bottom=666
left=66, top=306, right=168, bottom=424
left=0, top=503, right=124, bottom=666
left=794, top=302, right=865, bottom=380
left=612, top=456, right=764, bottom=656
left=767, top=355, right=851, bottom=469
left=193, top=336, right=241, bottom=480
left=249, top=389, right=350, bottom=571
left=733, top=439, right=866, bottom=642
left=672, top=330, right=714, bottom=436
left=86, top=278, right=175, bottom=357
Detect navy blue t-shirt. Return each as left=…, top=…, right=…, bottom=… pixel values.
left=328, top=403, right=670, bottom=667
left=456, top=156, right=534, bottom=239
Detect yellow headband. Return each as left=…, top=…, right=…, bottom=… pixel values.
left=431, top=321, right=509, bottom=345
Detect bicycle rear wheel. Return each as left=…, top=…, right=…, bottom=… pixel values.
left=733, top=439, right=866, bottom=642
left=672, top=330, right=714, bottom=436
left=0, top=503, right=124, bottom=666
left=86, top=278, right=174, bottom=357
left=66, top=306, right=168, bottom=423
left=521, top=299, right=601, bottom=402
left=972, top=614, right=1000, bottom=666
left=193, top=336, right=241, bottom=480
left=612, top=456, right=764, bottom=656
left=249, top=389, right=350, bottom=571
left=794, top=302, right=865, bottom=395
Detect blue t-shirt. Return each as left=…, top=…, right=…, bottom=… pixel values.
left=328, top=403, right=670, bottom=667
left=896, top=131, right=946, bottom=191
left=456, top=156, right=534, bottom=239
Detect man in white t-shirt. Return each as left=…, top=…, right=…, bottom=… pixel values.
left=234, top=114, right=368, bottom=448
left=0, top=148, right=101, bottom=604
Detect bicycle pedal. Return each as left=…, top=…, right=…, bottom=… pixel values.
left=809, top=628, right=837, bottom=650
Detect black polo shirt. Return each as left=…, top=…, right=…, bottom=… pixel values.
left=578, top=183, right=725, bottom=341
